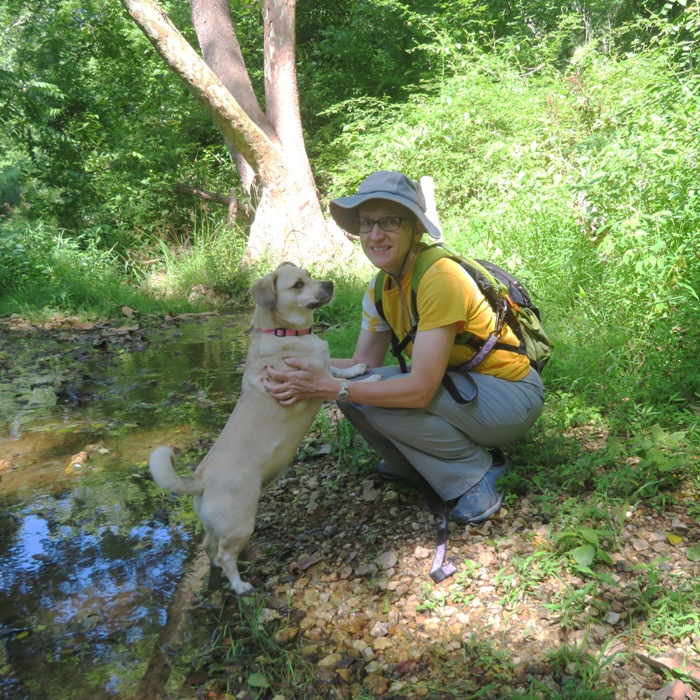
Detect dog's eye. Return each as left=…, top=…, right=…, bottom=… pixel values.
left=292, top=281, right=305, bottom=289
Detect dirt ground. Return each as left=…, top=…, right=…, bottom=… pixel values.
left=217, top=422, right=699, bottom=699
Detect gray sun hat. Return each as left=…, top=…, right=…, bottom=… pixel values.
left=329, top=170, right=441, bottom=239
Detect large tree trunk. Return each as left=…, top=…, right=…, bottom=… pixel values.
left=120, top=0, right=351, bottom=266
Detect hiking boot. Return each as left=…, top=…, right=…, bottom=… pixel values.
left=376, top=459, right=404, bottom=482
left=451, top=457, right=511, bottom=525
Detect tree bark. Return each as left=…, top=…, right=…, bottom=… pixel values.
left=121, top=0, right=351, bottom=266
left=190, top=0, right=275, bottom=142
left=263, top=0, right=314, bottom=186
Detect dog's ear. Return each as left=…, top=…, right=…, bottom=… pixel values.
left=249, top=272, right=277, bottom=309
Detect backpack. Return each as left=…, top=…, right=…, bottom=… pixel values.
left=373, top=243, right=552, bottom=376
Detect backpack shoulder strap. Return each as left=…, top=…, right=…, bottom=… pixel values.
left=407, top=244, right=451, bottom=317
left=373, top=271, right=388, bottom=321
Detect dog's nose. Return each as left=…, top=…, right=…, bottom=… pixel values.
left=320, top=281, right=334, bottom=296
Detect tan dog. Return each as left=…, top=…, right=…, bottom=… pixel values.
left=149, top=263, right=375, bottom=594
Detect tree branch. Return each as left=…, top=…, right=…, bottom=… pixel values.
left=120, top=0, right=285, bottom=179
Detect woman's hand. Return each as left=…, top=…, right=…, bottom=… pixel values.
left=263, top=357, right=333, bottom=406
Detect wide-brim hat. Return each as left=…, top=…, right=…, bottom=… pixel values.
left=329, top=170, right=441, bottom=240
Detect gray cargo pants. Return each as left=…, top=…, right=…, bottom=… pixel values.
left=338, top=366, right=545, bottom=502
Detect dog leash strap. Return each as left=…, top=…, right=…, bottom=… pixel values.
left=429, top=511, right=457, bottom=583
left=457, top=331, right=500, bottom=372
left=419, top=478, right=457, bottom=583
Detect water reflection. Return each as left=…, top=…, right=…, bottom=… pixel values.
left=0, top=315, right=249, bottom=699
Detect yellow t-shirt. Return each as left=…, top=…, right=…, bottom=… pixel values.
left=361, top=253, right=531, bottom=381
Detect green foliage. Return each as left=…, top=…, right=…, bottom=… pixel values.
left=551, top=527, right=615, bottom=578
left=318, top=3, right=700, bottom=499
left=0, top=0, right=231, bottom=248
left=0, top=220, right=199, bottom=318
left=152, top=214, right=258, bottom=301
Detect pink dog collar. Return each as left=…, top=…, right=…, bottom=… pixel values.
left=255, top=327, right=313, bottom=337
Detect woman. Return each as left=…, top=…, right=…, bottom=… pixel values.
left=263, top=170, right=545, bottom=524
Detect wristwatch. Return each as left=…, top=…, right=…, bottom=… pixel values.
left=337, top=380, right=350, bottom=402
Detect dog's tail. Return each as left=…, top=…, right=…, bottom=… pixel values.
left=148, top=446, right=203, bottom=495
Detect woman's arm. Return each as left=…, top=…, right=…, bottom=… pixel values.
left=264, top=324, right=457, bottom=408
left=330, top=329, right=391, bottom=370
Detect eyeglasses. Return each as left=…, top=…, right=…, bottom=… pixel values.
left=353, top=216, right=409, bottom=234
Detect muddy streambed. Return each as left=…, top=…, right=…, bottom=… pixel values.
left=0, top=313, right=250, bottom=700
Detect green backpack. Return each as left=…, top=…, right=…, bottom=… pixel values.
left=373, top=243, right=552, bottom=376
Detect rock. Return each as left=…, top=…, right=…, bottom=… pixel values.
left=356, top=563, right=378, bottom=576
left=375, top=550, right=398, bottom=569
left=671, top=518, right=689, bottom=531
left=373, top=637, right=392, bottom=651
left=414, top=546, right=432, bottom=559
left=318, top=653, right=343, bottom=668
left=605, top=611, right=621, bottom=625
left=274, top=626, right=299, bottom=644
left=258, top=608, right=281, bottom=624
left=370, top=621, right=390, bottom=638
left=363, top=672, right=389, bottom=696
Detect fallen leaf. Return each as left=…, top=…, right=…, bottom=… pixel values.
left=652, top=679, right=698, bottom=700
left=183, top=670, right=210, bottom=686
left=310, top=442, right=332, bottom=457
left=636, top=652, right=700, bottom=685
left=121, top=306, right=135, bottom=318
left=686, top=546, right=700, bottom=562
left=306, top=490, right=321, bottom=514
left=288, top=554, right=322, bottom=574
left=362, top=478, right=381, bottom=502
left=70, top=451, right=89, bottom=466
left=666, top=532, right=683, bottom=546
left=72, top=321, right=98, bottom=331
left=103, top=325, right=139, bottom=335
left=247, top=672, right=269, bottom=688
left=393, top=659, right=416, bottom=678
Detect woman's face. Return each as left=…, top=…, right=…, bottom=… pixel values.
left=357, top=201, right=419, bottom=276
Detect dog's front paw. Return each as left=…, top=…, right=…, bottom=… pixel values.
left=230, top=579, right=254, bottom=595
left=343, top=362, right=371, bottom=378
left=362, top=374, right=382, bottom=382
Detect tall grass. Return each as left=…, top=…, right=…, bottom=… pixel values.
left=0, top=221, right=194, bottom=318
left=321, top=37, right=698, bottom=396
left=151, top=213, right=259, bottom=302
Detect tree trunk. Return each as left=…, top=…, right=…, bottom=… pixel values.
left=121, top=0, right=351, bottom=266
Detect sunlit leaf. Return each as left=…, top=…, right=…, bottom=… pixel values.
left=570, top=544, right=595, bottom=567
left=248, top=672, right=270, bottom=688
left=686, top=546, right=700, bottom=562
left=666, top=533, right=683, bottom=546
left=596, top=549, right=614, bottom=566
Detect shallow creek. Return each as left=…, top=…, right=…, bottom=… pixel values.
left=0, top=314, right=250, bottom=699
